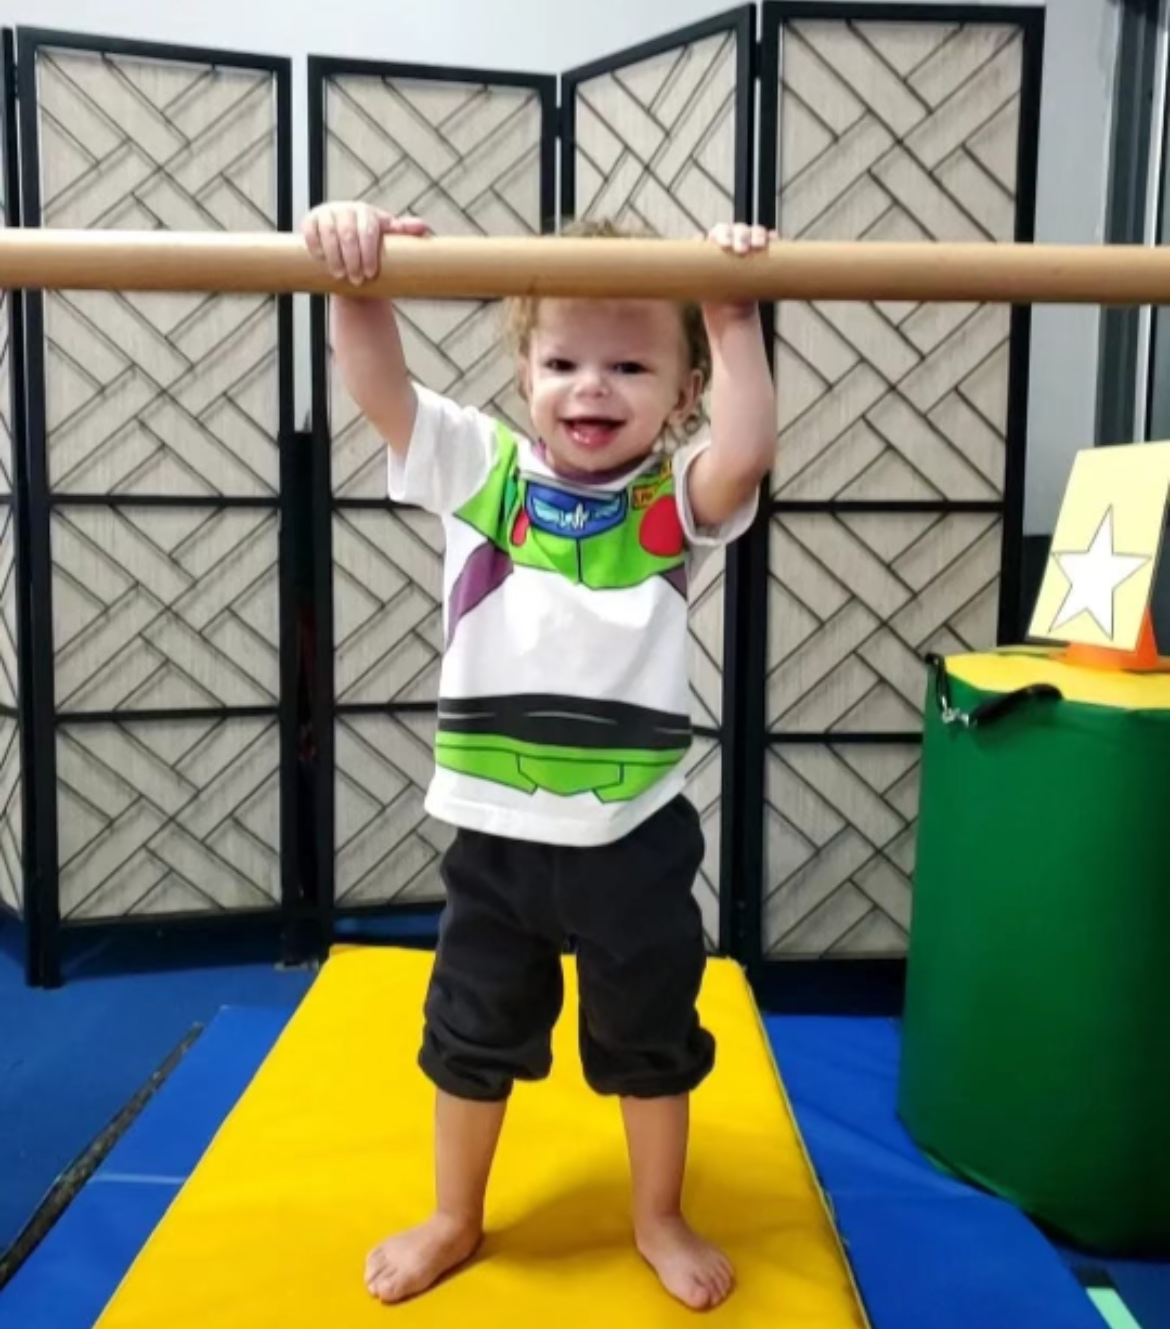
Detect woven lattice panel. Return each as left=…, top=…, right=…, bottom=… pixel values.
left=322, top=70, right=548, bottom=905
left=0, top=715, right=20, bottom=914
left=771, top=21, right=1022, bottom=502
left=570, top=30, right=739, bottom=234
left=570, top=26, right=741, bottom=732
left=0, top=132, right=10, bottom=498
left=0, top=505, right=16, bottom=711
left=763, top=19, right=1023, bottom=958
left=51, top=507, right=279, bottom=714
left=28, top=44, right=286, bottom=920
left=767, top=511, right=1001, bottom=733
left=333, top=507, right=442, bottom=707
left=56, top=716, right=279, bottom=919
left=0, top=504, right=18, bottom=913
left=764, top=741, right=918, bottom=958
left=685, top=735, right=722, bottom=950
left=334, top=710, right=451, bottom=907
left=34, top=48, right=281, bottom=498
left=0, top=104, right=17, bottom=914
left=322, top=74, right=546, bottom=499
left=0, top=53, right=20, bottom=915
left=565, top=26, right=747, bottom=916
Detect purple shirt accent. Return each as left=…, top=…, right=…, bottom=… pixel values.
left=447, top=541, right=513, bottom=644
left=445, top=442, right=686, bottom=642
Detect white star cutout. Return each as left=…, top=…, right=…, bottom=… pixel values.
left=1050, top=508, right=1149, bottom=638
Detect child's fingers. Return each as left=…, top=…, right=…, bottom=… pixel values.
left=736, top=223, right=772, bottom=252
left=708, top=221, right=735, bottom=250
left=301, top=203, right=431, bottom=283
left=386, top=214, right=432, bottom=237
left=335, top=208, right=366, bottom=283
left=301, top=213, right=325, bottom=262
left=708, top=221, right=771, bottom=254
left=317, top=209, right=347, bottom=281
left=361, top=208, right=384, bottom=279
left=350, top=211, right=432, bottom=278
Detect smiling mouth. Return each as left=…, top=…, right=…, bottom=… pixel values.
left=563, top=417, right=624, bottom=448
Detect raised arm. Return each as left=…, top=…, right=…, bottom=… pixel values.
left=302, top=203, right=431, bottom=454
left=685, top=223, right=778, bottom=529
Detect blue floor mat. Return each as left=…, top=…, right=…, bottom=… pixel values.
left=4, top=960, right=1165, bottom=1329
left=0, top=1006, right=291, bottom=1329
left=766, top=1016, right=1108, bottom=1329
left=1107, top=1265, right=1170, bottom=1329
left=91, top=1006, right=292, bottom=1184
left=833, top=1194, right=1105, bottom=1329
left=0, top=1183, right=176, bottom=1329
left=0, top=919, right=314, bottom=1253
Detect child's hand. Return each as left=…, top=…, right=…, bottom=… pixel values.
left=707, top=221, right=773, bottom=257
left=301, top=202, right=431, bottom=285
left=703, top=221, right=774, bottom=321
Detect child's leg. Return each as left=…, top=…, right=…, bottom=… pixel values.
left=621, top=1093, right=733, bottom=1310
left=365, top=1089, right=506, bottom=1302
left=565, top=795, right=733, bottom=1310
left=367, top=828, right=564, bottom=1304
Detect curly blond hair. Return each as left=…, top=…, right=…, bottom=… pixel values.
left=501, top=216, right=710, bottom=435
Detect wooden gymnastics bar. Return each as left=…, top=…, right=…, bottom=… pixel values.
left=0, top=228, right=1169, bottom=303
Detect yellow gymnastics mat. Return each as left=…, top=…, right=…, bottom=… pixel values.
left=94, top=946, right=870, bottom=1327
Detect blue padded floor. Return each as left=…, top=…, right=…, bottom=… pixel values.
left=0, top=1006, right=294, bottom=1329
left=0, top=917, right=315, bottom=1253
left=1106, top=1267, right=1170, bottom=1329
left=2, top=993, right=1166, bottom=1329
left=766, top=1015, right=1167, bottom=1329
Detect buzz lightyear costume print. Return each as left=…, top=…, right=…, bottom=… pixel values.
left=389, top=385, right=757, bottom=848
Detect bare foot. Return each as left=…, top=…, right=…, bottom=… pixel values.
left=635, top=1214, right=735, bottom=1311
left=364, top=1212, right=482, bottom=1304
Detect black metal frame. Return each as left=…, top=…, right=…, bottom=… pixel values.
left=561, top=5, right=758, bottom=955
left=305, top=54, right=557, bottom=942
left=737, top=1, right=1044, bottom=1002
left=14, top=29, right=298, bottom=985
left=0, top=28, right=35, bottom=969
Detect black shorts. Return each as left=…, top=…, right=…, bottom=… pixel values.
left=418, top=794, right=715, bottom=1101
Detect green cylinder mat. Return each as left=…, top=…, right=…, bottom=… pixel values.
left=898, top=650, right=1170, bottom=1257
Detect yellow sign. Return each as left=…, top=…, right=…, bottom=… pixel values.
left=1029, top=442, right=1170, bottom=651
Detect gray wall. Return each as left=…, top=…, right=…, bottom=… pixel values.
left=1020, top=0, right=1120, bottom=533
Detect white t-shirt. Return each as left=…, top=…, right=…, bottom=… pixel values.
left=388, top=384, right=757, bottom=847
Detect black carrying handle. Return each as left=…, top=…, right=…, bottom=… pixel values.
left=925, top=653, right=1062, bottom=729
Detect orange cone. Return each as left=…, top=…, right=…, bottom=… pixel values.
left=1060, top=607, right=1166, bottom=671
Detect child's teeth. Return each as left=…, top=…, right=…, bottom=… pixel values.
left=570, top=420, right=615, bottom=446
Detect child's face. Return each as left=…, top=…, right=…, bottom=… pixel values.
left=519, top=299, right=702, bottom=474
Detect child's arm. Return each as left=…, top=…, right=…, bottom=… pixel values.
left=302, top=203, right=431, bottom=454
left=685, top=223, right=777, bottom=529
left=302, top=202, right=502, bottom=515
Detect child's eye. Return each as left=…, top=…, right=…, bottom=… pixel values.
left=544, top=357, right=573, bottom=372
left=614, top=362, right=645, bottom=374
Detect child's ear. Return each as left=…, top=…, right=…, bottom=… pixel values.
left=669, top=368, right=705, bottom=428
